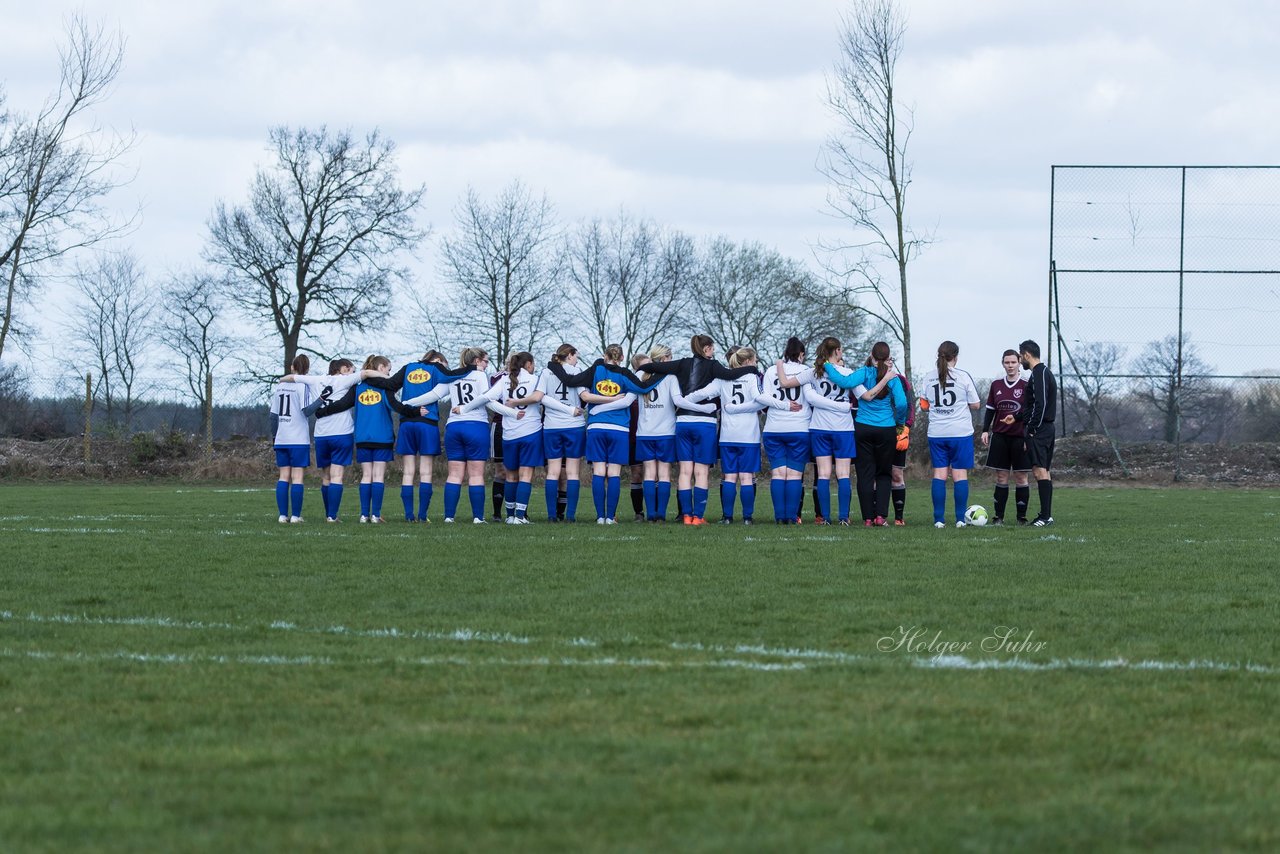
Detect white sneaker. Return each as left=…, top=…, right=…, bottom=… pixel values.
left=605, top=518, right=617, bottom=525
left=278, top=515, right=288, bottom=524
left=956, top=520, right=967, bottom=528
left=505, top=517, right=519, bottom=525
left=934, top=521, right=945, bottom=529
left=443, top=517, right=455, bottom=524
left=371, top=516, right=385, bottom=524
left=517, top=517, right=532, bottom=525
left=326, top=517, right=339, bottom=523
left=597, top=518, right=606, bottom=525
left=359, top=515, right=369, bottom=524
left=289, top=516, right=303, bottom=524
left=473, top=517, right=487, bottom=524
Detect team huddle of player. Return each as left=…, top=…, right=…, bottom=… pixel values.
left=269, top=335, right=1058, bottom=528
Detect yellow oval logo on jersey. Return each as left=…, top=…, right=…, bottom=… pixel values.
left=358, top=389, right=383, bottom=405
left=595, top=379, right=621, bottom=396
left=406, top=368, right=430, bottom=384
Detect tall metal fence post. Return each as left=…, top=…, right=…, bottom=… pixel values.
left=82, top=373, right=93, bottom=466
left=204, top=370, right=214, bottom=463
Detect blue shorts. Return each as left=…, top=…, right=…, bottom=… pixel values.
left=635, top=435, right=676, bottom=463
left=675, top=422, right=718, bottom=465
left=274, top=445, right=310, bottom=468
left=395, top=421, right=440, bottom=456
left=720, top=443, right=762, bottom=475
left=444, top=421, right=490, bottom=462
left=543, top=426, right=586, bottom=460
left=810, top=429, right=855, bottom=459
left=503, top=432, right=544, bottom=469
left=763, top=432, right=810, bottom=471
left=586, top=428, right=629, bottom=466
left=356, top=446, right=394, bottom=464
left=929, top=436, right=975, bottom=470
left=314, top=434, right=354, bottom=468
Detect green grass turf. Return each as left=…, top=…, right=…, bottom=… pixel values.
left=2, top=482, right=1279, bottom=851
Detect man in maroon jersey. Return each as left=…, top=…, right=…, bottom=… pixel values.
left=980, top=349, right=1031, bottom=524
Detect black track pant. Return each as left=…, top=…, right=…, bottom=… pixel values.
left=855, top=424, right=897, bottom=521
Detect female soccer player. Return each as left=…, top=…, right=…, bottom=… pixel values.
left=633, top=344, right=716, bottom=522
left=980, top=349, right=1031, bottom=525
left=351, top=355, right=425, bottom=523
left=457, top=351, right=542, bottom=523
left=890, top=371, right=917, bottom=525
left=536, top=344, right=586, bottom=522
left=362, top=351, right=471, bottom=522
left=686, top=347, right=798, bottom=524
left=921, top=341, right=981, bottom=527
left=576, top=344, right=639, bottom=524
left=269, top=354, right=316, bottom=523
left=403, top=348, right=493, bottom=524
left=807, top=337, right=857, bottom=525
left=761, top=337, right=817, bottom=524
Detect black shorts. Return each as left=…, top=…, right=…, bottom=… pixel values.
left=490, top=422, right=504, bottom=462
left=985, top=432, right=1031, bottom=472
left=892, top=448, right=908, bottom=468
left=1024, top=425, right=1055, bottom=471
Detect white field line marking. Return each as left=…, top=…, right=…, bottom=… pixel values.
left=6, top=611, right=1276, bottom=676
left=2, top=648, right=805, bottom=672
left=2, top=611, right=532, bottom=646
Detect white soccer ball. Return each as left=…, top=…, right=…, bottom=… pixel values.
left=964, top=504, right=989, bottom=526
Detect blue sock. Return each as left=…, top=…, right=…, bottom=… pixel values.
left=516, top=481, right=532, bottom=517
left=741, top=484, right=756, bottom=519
left=444, top=482, right=461, bottom=519
left=320, top=484, right=331, bottom=518
left=359, top=483, right=372, bottom=517
left=468, top=485, right=485, bottom=520
left=837, top=477, right=852, bottom=522
left=418, top=483, right=433, bottom=520
left=275, top=481, right=289, bottom=516
left=606, top=476, right=621, bottom=519
left=565, top=480, right=581, bottom=521
left=656, top=481, right=671, bottom=518
left=693, top=486, right=708, bottom=519
left=678, top=488, right=692, bottom=517
left=815, top=478, right=831, bottom=519
left=546, top=484, right=558, bottom=520
left=371, top=482, right=385, bottom=517
left=329, top=484, right=343, bottom=519
left=721, top=482, right=737, bottom=520
left=785, top=479, right=803, bottom=520
left=770, top=479, right=785, bottom=520
left=290, top=483, right=304, bottom=517
left=400, top=485, right=414, bottom=520
left=643, top=480, right=657, bottom=519
left=955, top=480, right=970, bottom=522
left=932, top=478, right=946, bottom=523
left=592, top=475, right=606, bottom=519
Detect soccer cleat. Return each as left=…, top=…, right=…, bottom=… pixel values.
left=719, top=518, right=734, bottom=525
left=956, top=520, right=967, bottom=528
left=934, top=521, right=946, bottom=529
left=990, top=517, right=1004, bottom=526
left=518, top=517, right=532, bottom=525
left=872, top=516, right=888, bottom=527
left=1017, top=517, right=1030, bottom=526
left=473, top=517, right=487, bottom=524
left=893, top=518, right=906, bottom=527
left=505, top=517, right=520, bottom=525
left=814, top=515, right=825, bottom=525
left=289, top=516, right=303, bottom=524
left=419, top=517, right=431, bottom=524
left=634, top=513, right=645, bottom=523
left=326, top=517, right=339, bottom=524
left=742, top=518, right=753, bottom=526
left=598, top=518, right=607, bottom=525
left=1032, top=516, right=1055, bottom=527
left=359, top=515, right=369, bottom=524
left=443, top=517, right=454, bottom=524
left=278, top=515, right=288, bottom=524
left=839, top=519, right=851, bottom=527
left=371, top=517, right=385, bottom=525
left=605, top=518, right=617, bottom=525
left=691, top=517, right=707, bottom=526
left=865, top=520, right=874, bottom=528
left=794, top=517, right=803, bottom=526
left=682, top=515, right=694, bottom=526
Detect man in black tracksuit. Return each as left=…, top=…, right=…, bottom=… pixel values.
left=1011, top=339, right=1057, bottom=526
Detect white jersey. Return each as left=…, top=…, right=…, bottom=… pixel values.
left=292, top=373, right=363, bottom=439
left=468, top=369, right=542, bottom=440
left=404, top=369, right=490, bottom=425
left=269, top=380, right=313, bottom=446
left=762, top=362, right=815, bottom=434
left=536, top=363, right=586, bottom=430
left=805, top=372, right=855, bottom=433
left=637, top=374, right=681, bottom=438
left=688, top=374, right=785, bottom=446
left=922, top=367, right=981, bottom=438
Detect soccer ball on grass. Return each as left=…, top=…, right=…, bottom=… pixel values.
left=963, top=505, right=989, bottom=526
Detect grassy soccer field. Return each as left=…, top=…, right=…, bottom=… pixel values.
left=2, top=482, right=1279, bottom=851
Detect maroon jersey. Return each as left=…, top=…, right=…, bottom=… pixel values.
left=986, top=377, right=1027, bottom=436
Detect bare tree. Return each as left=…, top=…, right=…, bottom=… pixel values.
left=66, top=251, right=153, bottom=432
left=157, top=269, right=238, bottom=413
left=0, top=16, right=135, bottom=360
left=1133, top=334, right=1212, bottom=443
left=562, top=211, right=692, bottom=358
left=206, top=126, right=426, bottom=373
left=819, top=0, right=926, bottom=380
left=1061, top=341, right=1126, bottom=433
left=432, top=181, right=560, bottom=361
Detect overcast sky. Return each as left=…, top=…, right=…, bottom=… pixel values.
left=7, top=0, right=1279, bottom=379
